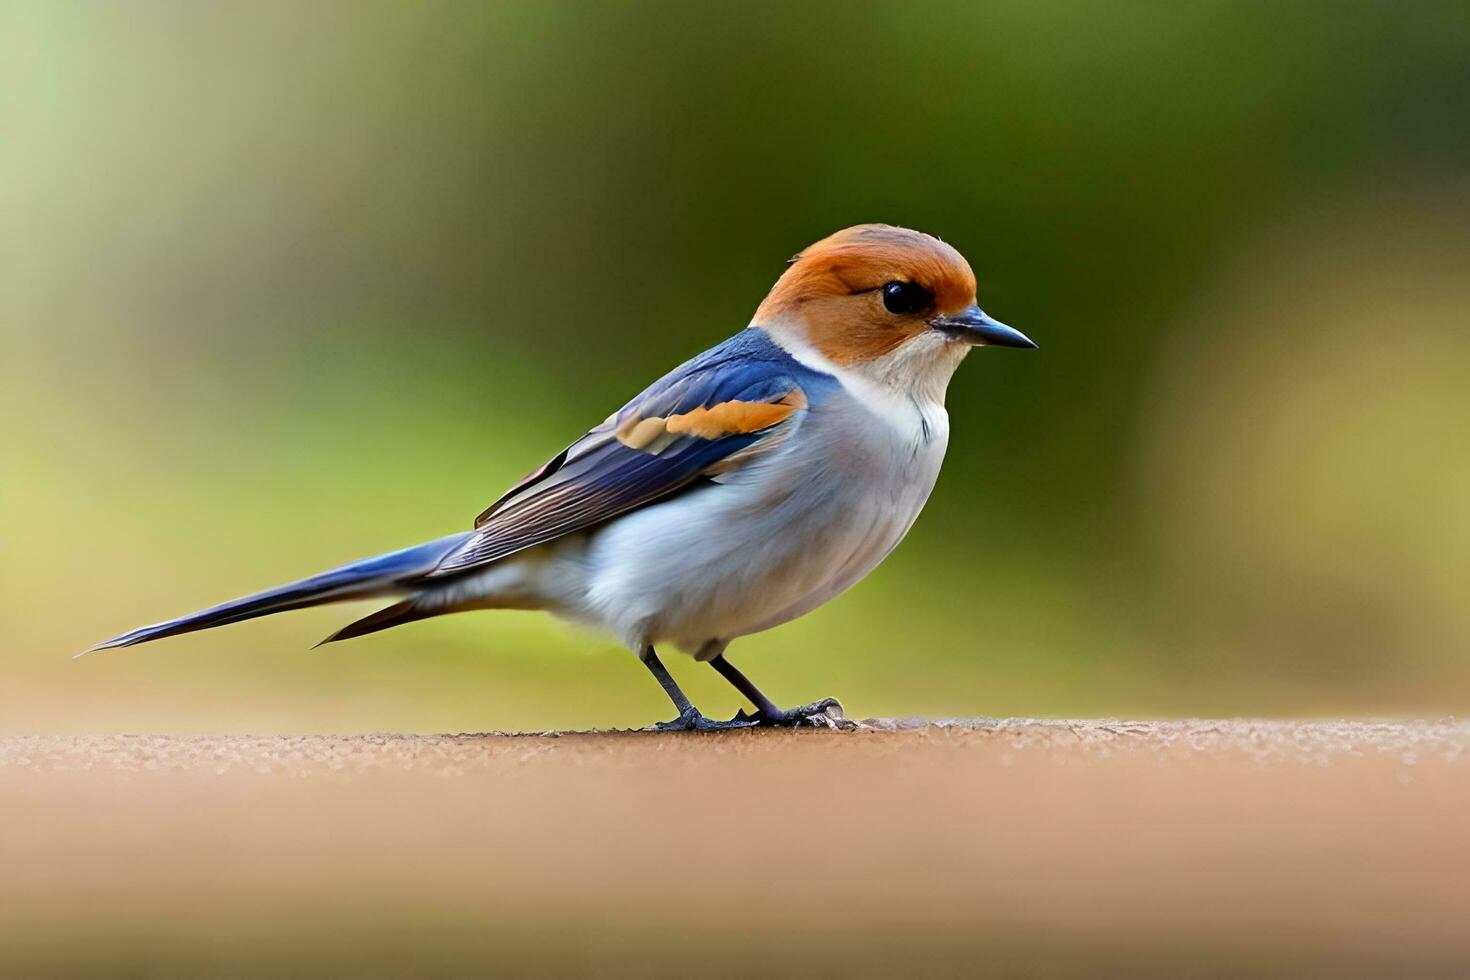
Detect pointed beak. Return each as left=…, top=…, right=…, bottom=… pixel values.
left=929, top=306, right=1037, bottom=349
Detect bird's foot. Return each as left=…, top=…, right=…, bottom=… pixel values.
left=650, top=706, right=759, bottom=733
left=737, top=697, right=855, bottom=730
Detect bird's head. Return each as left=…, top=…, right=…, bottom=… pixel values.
left=754, top=224, right=1034, bottom=398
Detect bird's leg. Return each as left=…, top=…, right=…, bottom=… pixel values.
left=707, top=652, right=853, bottom=729
left=639, top=646, right=756, bottom=732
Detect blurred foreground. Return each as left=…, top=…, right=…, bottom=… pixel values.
left=4, top=720, right=1468, bottom=978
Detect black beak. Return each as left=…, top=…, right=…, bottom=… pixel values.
left=929, top=306, right=1037, bottom=349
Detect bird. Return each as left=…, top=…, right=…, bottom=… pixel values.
left=86, top=224, right=1036, bottom=730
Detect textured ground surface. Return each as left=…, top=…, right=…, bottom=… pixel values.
left=4, top=719, right=1468, bottom=978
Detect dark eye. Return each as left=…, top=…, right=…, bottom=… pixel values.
left=881, top=280, right=931, bottom=315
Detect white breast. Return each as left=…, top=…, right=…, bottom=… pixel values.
left=554, top=380, right=950, bottom=654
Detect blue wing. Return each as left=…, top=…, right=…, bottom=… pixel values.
left=430, top=329, right=834, bottom=576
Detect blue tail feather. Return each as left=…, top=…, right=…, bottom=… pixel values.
left=82, top=532, right=473, bottom=655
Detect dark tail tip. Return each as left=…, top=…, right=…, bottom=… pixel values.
left=315, top=600, right=432, bottom=648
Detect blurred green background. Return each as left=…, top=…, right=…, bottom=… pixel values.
left=3, top=0, right=1468, bottom=732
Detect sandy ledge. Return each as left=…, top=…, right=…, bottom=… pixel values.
left=3, top=719, right=1467, bottom=977
left=2, top=717, right=1465, bottom=774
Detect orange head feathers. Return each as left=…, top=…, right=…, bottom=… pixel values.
left=753, top=224, right=1033, bottom=376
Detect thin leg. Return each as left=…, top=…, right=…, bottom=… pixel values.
left=640, top=645, right=693, bottom=714
left=708, top=652, right=851, bottom=729
left=639, top=646, right=755, bottom=732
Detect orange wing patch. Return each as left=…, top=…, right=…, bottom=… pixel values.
left=617, top=390, right=806, bottom=452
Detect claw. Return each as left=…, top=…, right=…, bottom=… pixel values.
left=755, top=697, right=856, bottom=729
left=650, top=707, right=758, bottom=732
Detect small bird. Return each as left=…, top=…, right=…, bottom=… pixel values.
left=88, top=224, right=1035, bottom=729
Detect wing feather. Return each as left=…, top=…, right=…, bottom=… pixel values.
left=430, top=335, right=812, bottom=577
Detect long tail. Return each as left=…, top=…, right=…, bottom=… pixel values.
left=82, top=532, right=473, bottom=655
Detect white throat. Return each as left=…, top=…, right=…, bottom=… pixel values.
left=758, top=318, right=969, bottom=409
left=756, top=318, right=966, bottom=454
